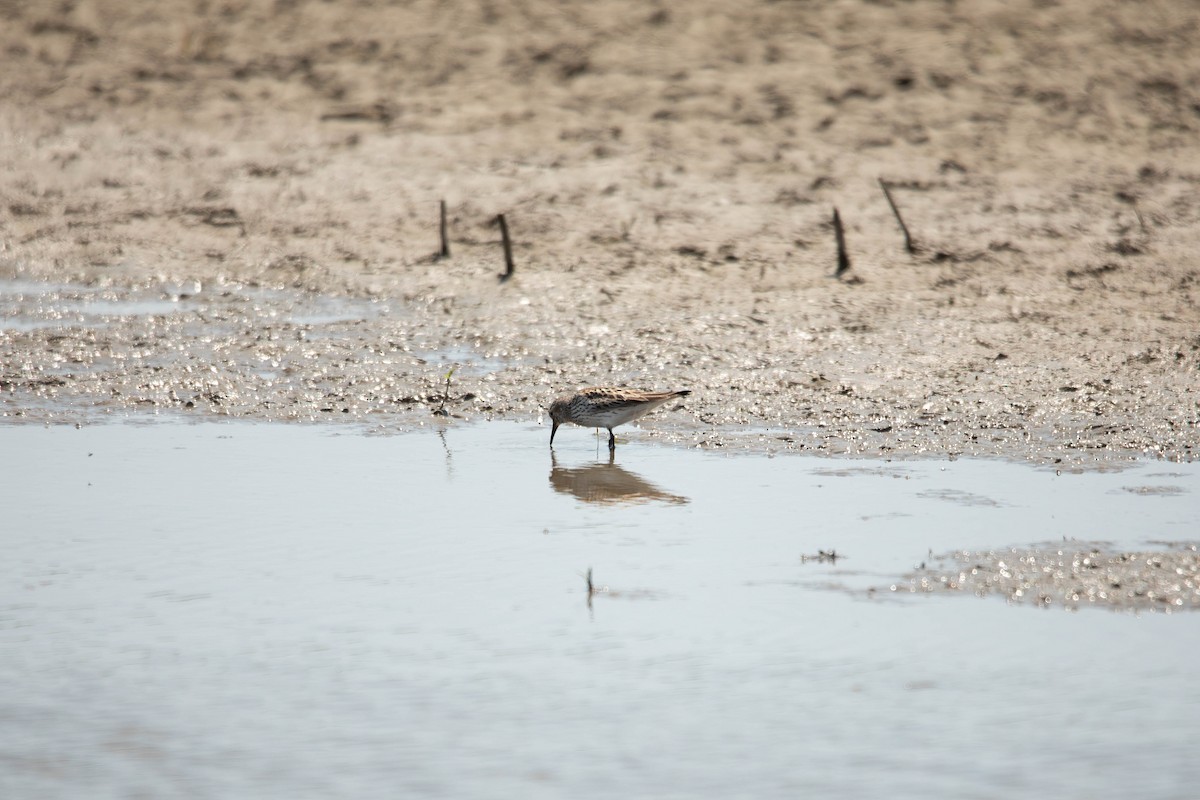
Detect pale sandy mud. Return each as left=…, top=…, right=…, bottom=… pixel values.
left=892, top=543, right=1200, bottom=613
left=1, top=1, right=1198, bottom=465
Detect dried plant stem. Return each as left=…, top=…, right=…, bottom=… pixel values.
left=878, top=178, right=916, bottom=254
left=439, top=199, right=450, bottom=258
left=497, top=213, right=514, bottom=281
left=833, top=207, right=851, bottom=278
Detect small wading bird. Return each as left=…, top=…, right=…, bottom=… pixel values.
left=548, top=387, right=691, bottom=451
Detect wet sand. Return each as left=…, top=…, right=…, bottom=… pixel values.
left=894, top=543, right=1200, bottom=612
left=2, top=0, right=1198, bottom=465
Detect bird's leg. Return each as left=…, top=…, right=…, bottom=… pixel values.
left=607, top=428, right=616, bottom=451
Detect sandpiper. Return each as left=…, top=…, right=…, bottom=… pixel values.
left=548, top=386, right=691, bottom=451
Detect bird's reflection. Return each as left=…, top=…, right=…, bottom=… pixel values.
left=549, top=452, right=689, bottom=506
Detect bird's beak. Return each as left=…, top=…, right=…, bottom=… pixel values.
left=550, top=421, right=559, bottom=447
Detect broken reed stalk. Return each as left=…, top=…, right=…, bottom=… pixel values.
left=439, top=199, right=450, bottom=258
left=878, top=178, right=915, bottom=254
left=833, top=207, right=851, bottom=278
left=497, top=213, right=515, bottom=281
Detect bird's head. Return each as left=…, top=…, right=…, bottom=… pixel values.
left=547, top=397, right=569, bottom=445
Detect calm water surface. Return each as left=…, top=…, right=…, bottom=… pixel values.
left=2, top=421, right=1198, bottom=799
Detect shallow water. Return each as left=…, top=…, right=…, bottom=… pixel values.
left=2, top=420, right=1198, bottom=799
left=0, top=279, right=188, bottom=331
left=0, top=279, right=396, bottom=333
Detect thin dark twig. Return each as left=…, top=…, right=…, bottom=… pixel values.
left=439, top=199, right=450, bottom=258
left=879, top=178, right=915, bottom=254
left=833, top=207, right=851, bottom=278
left=497, top=213, right=515, bottom=281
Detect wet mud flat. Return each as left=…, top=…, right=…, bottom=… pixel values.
left=895, top=543, right=1200, bottom=612
left=1, top=272, right=1197, bottom=466
left=4, top=5, right=1200, bottom=796
left=1, top=0, right=1198, bottom=465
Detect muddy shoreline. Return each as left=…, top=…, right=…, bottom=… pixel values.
left=2, top=1, right=1198, bottom=464
left=892, top=542, right=1200, bottom=613
left=1, top=268, right=1194, bottom=466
